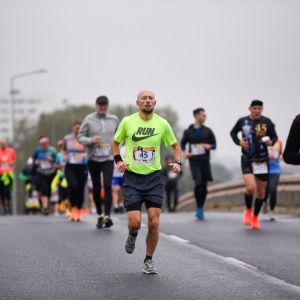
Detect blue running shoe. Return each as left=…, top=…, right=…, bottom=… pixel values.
left=195, top=208, right=204, bottom=219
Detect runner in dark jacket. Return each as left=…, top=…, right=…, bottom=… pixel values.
left=181, top=108, right=216, bottom=220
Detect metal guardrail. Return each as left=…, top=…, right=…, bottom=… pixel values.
left=177, top=175, right=300, bottom=211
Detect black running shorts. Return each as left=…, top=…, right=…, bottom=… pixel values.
left=241, top=156, right=269, bottom=182
left=122, top=170, right=164, bottom=210
left=126, top=200, right=162, bottom=212
left=0, top=176, right=12, bottom=200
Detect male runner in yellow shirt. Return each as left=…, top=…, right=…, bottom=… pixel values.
left=111, top=89, right=181, bottom=274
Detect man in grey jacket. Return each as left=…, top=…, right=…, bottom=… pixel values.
left=78, top=96, right=119, bottom=228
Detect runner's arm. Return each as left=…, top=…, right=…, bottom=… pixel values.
left=180, top=130, right=189, bottom=152
left=283, top=115, right=300, bottom=165
left=11, top=148, right=16, bottom=165
left=171, top=142, right=182, bottom=162
left=32, top=149, right=39, bottom=164
left=112, top=140, right=128, bottom=172
left=168, top=142, right=182, bottom=173
left=230, top=121, right=241, bottom=146
left=268, top=120, right=278, bottom=146
left=77, top=120, right=93, bottom=145
left=209, top=129, right=217, bottom=150
left=111, top=140, right=121, bottom=156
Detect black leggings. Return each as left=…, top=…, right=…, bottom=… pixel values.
left=0, top=176, right=12, bottom=213
left=165, top=185, right=179, bottom=210
left=194, top=177, right=208, bottom=209
left=189, top=161, right=211, bottom=209
left=58, top=185, right=68, bottom=203
left=65, top=164, right=88, bottom=209
left=88, top=160, right=114, bottom=216
left=37, top=173, right=55, bottom=198
left=264, top=173, right=280, bottom=211
left=0, top=177, right=12, bottom=200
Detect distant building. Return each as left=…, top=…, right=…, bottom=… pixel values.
left=0, top=97, right=43, bottom=142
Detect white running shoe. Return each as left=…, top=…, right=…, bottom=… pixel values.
left=143, top=260, right=158, bottom=274
left=269, top=210, right=275, bottom=221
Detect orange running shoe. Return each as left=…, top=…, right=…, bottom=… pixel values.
left=69, top=207, right=76, bottom=221
left=251, top=215, right=261, bottom=229
left=76, top=208, right=82, bottom=222
left=242, top=209, right=252, bottom=225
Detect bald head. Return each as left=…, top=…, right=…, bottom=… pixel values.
left=136, top=89, right=157, bottom=117
left=137, top=89, right=155, bottom=100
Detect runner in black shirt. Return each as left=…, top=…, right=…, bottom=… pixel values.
left=230, top=100, right=277, bottom=229
left=283, top=114, right=300, bottom=165
left=181, top=108, right=216, bottom=219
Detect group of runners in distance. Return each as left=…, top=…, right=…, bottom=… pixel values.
left=0, top=89, right=300, bottom=274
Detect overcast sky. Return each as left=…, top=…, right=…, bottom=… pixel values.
left=1, top=0, right=300, bottom=166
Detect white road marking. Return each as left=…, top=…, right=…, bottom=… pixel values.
left=225, top=257, right=257, bottom=270
left=168, top=235, right=190, bottom=243
left=141, top=223, right=147, bottom=228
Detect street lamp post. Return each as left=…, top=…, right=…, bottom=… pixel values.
left=10, top=69, right=47, bottom=215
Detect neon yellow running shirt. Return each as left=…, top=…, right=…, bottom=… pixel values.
left=114, top=112, right=177, bottom=175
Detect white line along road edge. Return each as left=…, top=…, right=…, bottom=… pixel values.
left=168, top=235, right=190, bottom=243
left=141, top=223, right=189, bottom=243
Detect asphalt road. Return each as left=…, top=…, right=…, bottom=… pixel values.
left=0, top=211, right=300, bottom=300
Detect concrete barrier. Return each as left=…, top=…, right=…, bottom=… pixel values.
left=177, top=175, right=300, bottom=212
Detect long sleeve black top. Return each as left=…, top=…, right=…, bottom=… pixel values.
left=230, top=115, right=278, bottom=161
left=181, top=124, right=216, bottom=161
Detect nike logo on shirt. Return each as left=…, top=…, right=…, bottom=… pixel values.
left=132, top=133, right=159, bottom=142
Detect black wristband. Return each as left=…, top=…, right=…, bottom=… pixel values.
left=174, top=159, right=182, bottom=166
left=114, top=154, right=123, bottom=164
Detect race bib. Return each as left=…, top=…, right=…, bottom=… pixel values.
left=191, top=144, right=205, bottom=155
left=252, top=162, right=268, bottom=175
left=268, top=148, right=279, bottom=159
left=1, top=163, right=9, bottom=170
left=132, top=146, right=156, bottom=164
left=94, top=144, right=111, bottom=156
left=69, top=153, right=85, bottom=164
left=40, top=160, right=51, bottom=170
